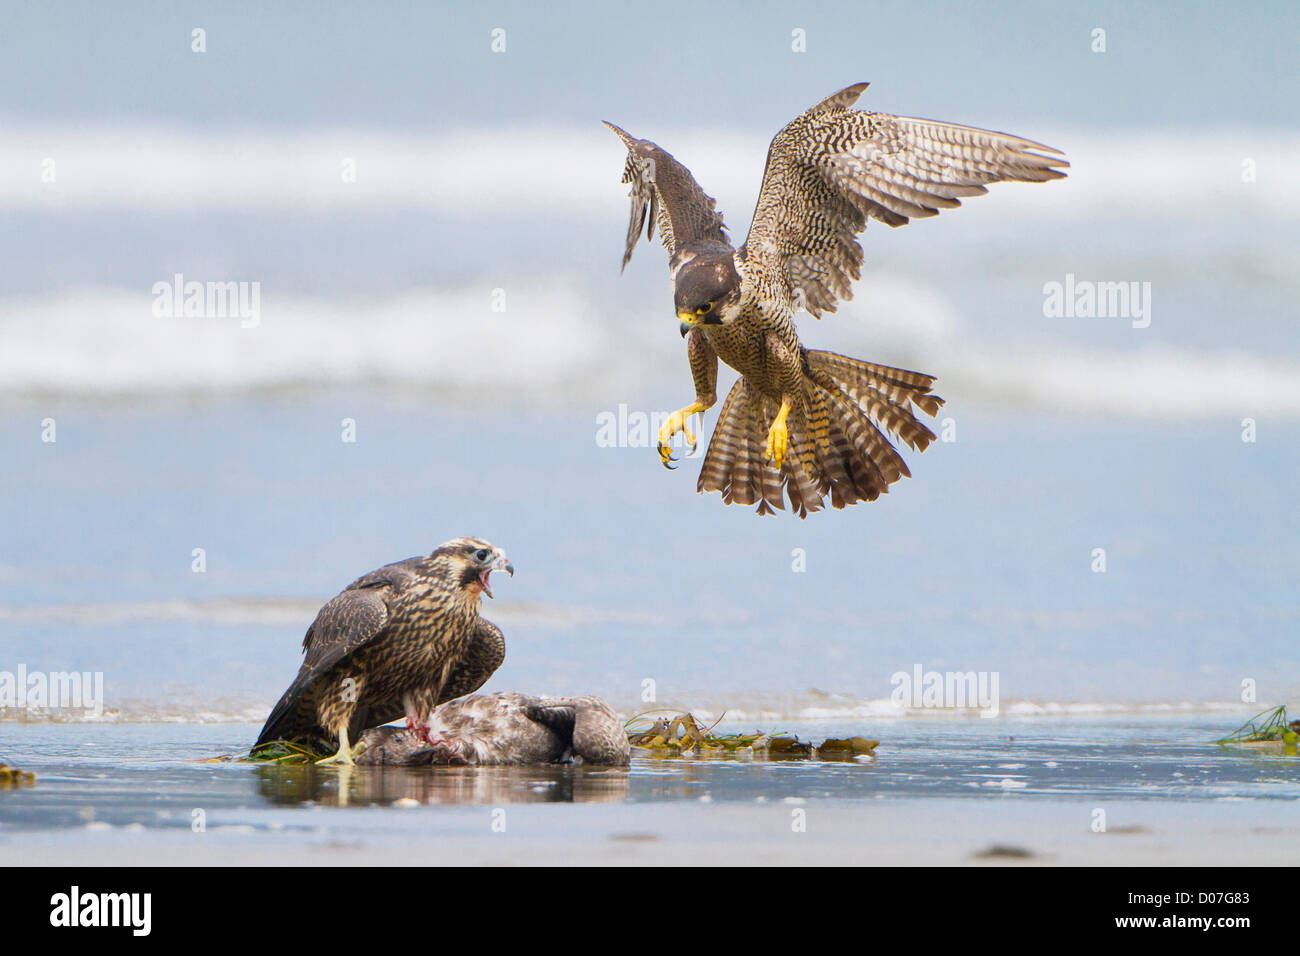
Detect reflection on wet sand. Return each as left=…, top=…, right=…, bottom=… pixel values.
left=254, top=762, right=630, bottom=807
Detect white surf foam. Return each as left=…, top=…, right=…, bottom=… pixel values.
left=3, top=120, right=1297, bottom=223
left=0, top=283, right=622, bottom=400
left=1, top=694, right=1259, bottom=725
left=3, top=121, right=1296, bottom=415
left=0, top=597, right=657, bottom=629
left=5, top=279, right=1298, bottom=418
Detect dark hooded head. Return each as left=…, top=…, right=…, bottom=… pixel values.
left=674, top=254, right=742, bottom=336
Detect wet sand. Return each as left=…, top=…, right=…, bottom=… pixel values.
left=7, top=798, right=1300, bottom=867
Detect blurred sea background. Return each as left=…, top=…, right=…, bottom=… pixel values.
left=2, top=0, right=1297, bottom=729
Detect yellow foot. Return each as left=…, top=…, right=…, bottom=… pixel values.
left=765, top=399, right=791, bottom=470
left=315, top=726, right=354, bottom=765
left=315, top=752, right=353, bottom=766
left=657, top=402, right=707, bottom=470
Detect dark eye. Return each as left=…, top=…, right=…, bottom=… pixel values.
left=474, top=548, right=490, bottom=562
left=698, top=301, right=714, bottom=314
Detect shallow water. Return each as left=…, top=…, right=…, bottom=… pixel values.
left=3, top=716, right=1295, bottom=834
left=4, top=398, right=1298, bottom=722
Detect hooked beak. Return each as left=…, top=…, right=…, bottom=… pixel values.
left=479, top=550, right=514, bottom=600
left=678, top=310, right=723, bottom=336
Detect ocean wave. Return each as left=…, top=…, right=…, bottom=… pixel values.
left=1, top=694, right=1258, bottom=726
left=647, top=696, right=1259, bottom=724
left=3, top=120, right=1297, bottom=222
left=0, top=699, right=270, bottom=725
left=4, top=281, right=1298, bottom=418
left=0, top=284, right=625, bottom=400
left=938, top=343, right=1300, bottom=419
left=0, top=597, right=656, bottom=629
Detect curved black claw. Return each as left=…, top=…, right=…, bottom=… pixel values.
left=657, top=443, right=678, bottom=470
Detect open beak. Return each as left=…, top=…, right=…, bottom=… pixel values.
left=479, top=550, right=514, bottom=600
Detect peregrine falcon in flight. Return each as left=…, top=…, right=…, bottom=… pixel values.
left=606, top=83, right=1067, bottom=516
left=254, top=537, right=514, bottom=765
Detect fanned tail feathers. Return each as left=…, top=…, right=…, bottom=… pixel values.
left=697, top=349, right=943, bottom=517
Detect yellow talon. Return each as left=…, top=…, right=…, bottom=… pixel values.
left=315, top=725, right=355, bottom=766
left=657, top=402, right=705, bottom=470
left=765, top=399, right=791, bottom=469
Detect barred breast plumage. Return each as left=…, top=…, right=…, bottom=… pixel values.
left=606, top=82, right=1067, bottom=516
left=254, top=537, right=513, bottom=765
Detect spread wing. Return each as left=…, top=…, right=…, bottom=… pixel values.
left=254, top=581, right=393, bottom=745
left=603, top=121, right=731, bottom=271
left=527, top=697, right=630, bottom=766
left=525, top=699, right=577, bottom=735
left=742, top=83, right=1068, bottom=317
left=438, top=617, right=505, bottom=704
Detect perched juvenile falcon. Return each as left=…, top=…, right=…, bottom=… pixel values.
left=355, top=693, right=631, bottom=767
left=606, top=82, right=1067, bottom=516
left=254, top=537, right=514, bottom=765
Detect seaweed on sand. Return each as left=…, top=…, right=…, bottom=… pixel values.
left=624, top=711, right=878, bottom=760
left=199, top=738, right=335, bottom=765
left=1216, top=705, right=1298, bottom=751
